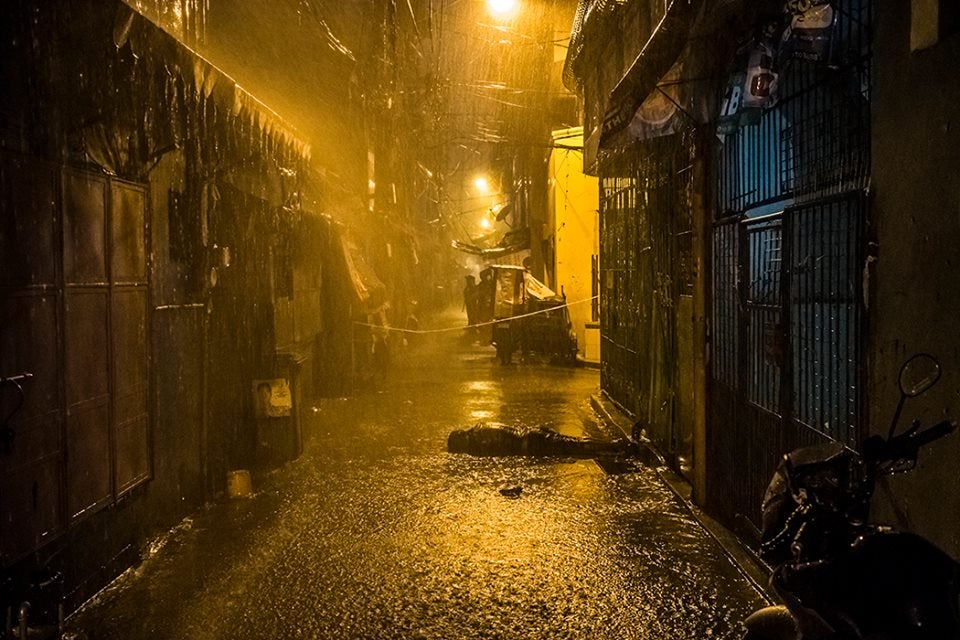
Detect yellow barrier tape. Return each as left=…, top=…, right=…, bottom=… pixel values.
left=353, top=295, right=599, bottom=335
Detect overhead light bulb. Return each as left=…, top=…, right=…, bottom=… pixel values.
left=487, top=0, right=517, bottom=17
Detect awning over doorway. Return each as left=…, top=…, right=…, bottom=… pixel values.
left=600, top=0, right=702, bottom=149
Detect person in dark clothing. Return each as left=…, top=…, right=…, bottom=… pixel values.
left=463, top=275, right=479, bottom=326
left=447, top=423, right=636, bottom=458
left=476, top=268, right=495, bottom=324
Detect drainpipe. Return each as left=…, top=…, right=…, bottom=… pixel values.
left=691, top=129, right=713, bottom=505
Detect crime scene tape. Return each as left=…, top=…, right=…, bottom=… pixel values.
left=353, top=295, right=599, bottom=335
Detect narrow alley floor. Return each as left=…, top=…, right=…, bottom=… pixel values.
left=67, top=314, right=765, bottom=640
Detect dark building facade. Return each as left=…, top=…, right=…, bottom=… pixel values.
left=0, top=0, right=326, bottom=615
left=867, top=1, right=960, bottom=557
left=565, top=0, right=719, bottom=500
left=567, top=0, right=960, bottom=557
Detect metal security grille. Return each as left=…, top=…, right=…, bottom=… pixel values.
left=599, top=132, right=695, bottom=458
left=708, top=196, right=866, bottom=528
left=781, top=101, right=870, bottom=197
left=718, top=0, right=873, bottom=213
left=789, top=194, right=865, bottom=447
left=707, top=0, right=873, bottom=529
left=744, top=214, right=783, bottom=414
left=599, top=172, right=646, bottom=416
left=715, top=197, right=865, bottom=424
left=712, top=219, right=739, bottom=390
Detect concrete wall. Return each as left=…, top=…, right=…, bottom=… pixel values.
left=869, top=3, right=960, bottom=556
left=549, top=128, right=599, bottom=360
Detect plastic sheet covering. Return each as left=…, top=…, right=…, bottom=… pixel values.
left=600, top=0, right=702, bottom=148
left=451, top=227, right=530, bottom=258
left=340, top=234, right=385, bottom=310
left=13, top=0, right=310, bottom=179
left=523, top=272, right=557, bottom=301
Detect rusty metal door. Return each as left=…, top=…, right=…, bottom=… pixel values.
left=62, top=169, right=113, bottom=520
left=0, top=155, right=63, bottom=563
left=62, top=170, right=151, bottom=519
left=109, top=182, right=150, bottom=496
left=0, top=156, right=150, bottom=565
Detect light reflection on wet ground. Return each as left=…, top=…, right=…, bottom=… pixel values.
left=69, top=325, right=764, bottom=639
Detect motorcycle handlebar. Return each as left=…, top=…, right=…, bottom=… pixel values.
left=878, top=419, right=956, bottom=466
left=913, top=419, right=956, bottom=447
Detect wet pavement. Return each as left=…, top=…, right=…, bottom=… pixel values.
left=68, top=317, right=765, bottom=639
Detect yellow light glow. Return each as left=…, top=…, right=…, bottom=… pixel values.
left=479, top=217, right=492, bottom=230
left=487, top=0, right=517, bottom=17
left=473, top=176, right=490, bottom=193
left=462, top=381, right=495, bottom=392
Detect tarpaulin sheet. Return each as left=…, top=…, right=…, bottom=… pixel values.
left=340, top=235, right=385, bottom=309
left=600, top=0, right=701, bottom=148
left=523, top=272, right=557, bottom=301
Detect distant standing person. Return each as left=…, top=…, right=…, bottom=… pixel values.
left=477, top=268, right=495, bottom=324
left=463, top=275, right=479, bottom=326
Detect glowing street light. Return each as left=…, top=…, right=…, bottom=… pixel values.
left=479, top=217, right=492, bottom=230
left=473, top=176, right=490, bottom=194
left=486, top=0, right=517, bottom=18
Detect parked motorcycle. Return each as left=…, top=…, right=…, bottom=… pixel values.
left=743, top=354, right=960, bottom=639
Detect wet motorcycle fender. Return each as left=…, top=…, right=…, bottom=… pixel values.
left=743, top=605, right=798, bottom=639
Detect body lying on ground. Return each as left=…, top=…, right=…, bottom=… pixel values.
left=447, top=423, right=635, bottom=458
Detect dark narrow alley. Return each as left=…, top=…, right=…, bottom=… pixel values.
left=66, top=319, right=764, bottom=639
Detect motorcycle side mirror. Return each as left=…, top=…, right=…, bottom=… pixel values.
left=888, top=354, right=941, bottom=439
left=899, top=353, right=941, bottom=397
